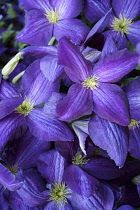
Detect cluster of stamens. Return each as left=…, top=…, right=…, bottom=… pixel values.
left=15, top=98, right=34, bottom=116
left=128, top=119, right=140, bottom=130
left=72, top=151, right=89, bottom=166
left=48, top=182, right=71, bottom=205
left=110, top=14, right=133, bottom=36
left=82, top=75, right=99, bottom=90
left=45, top=10, right=59, bottom=23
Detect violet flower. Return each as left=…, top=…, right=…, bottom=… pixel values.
left=57, top=37, right=138, bottom=125
left=0, top=59, right=74, bottom=152
left=85, top=0, right=140, bottom=49
left=123, top=77, right=140, bottom=160
left=16, top=0, right=89, bottom=45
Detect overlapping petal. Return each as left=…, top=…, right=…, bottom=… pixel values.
left=22, top=60, right=59, bottom=106
left=0, top=164, right=22, bottom=191
left=27, top=108, right=74, bottom=141
left=92, top=83, right=130, bottom=126
left=123, top=77, right=140, bottom=120
left=127, top=21, right=140, bottom=46
left=84, top=0, right=111, bottom=23
left=0, top=113, right=26, bottom=153
left=93, top=49, right=138, bottom=83
left=56, top=84, right=93, bottom=121
left=51, top=0, right=83, bottom=19
left=54, top=19, right=89, bottom=45
left=40, top=55, right=64, bottom=82
left=112, top=0, right=140, bottom=19
left=89, top=115, right=129, bottom=167
left=37, top=149, right=65, bottom=183
left=63, top=164, right=99, bottom=197
left=16, top=10, right=53, bottom=46
left=0, top=97, right=23, bottom=120
left=81, top=155, right=126, bottom=180
left=58, top=37, right=92, bottom=82
left=19, top=0, right=52, bottom=12
left=69, top=183, right=114, bottom=210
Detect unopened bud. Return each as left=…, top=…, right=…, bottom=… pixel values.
left=2, top=52, right=23, bottom=76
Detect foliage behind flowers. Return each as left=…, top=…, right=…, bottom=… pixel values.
left=1, top=0, right=140, bottom=209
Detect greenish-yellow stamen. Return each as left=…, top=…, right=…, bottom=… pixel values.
left=48, top=182, right=71, bottom=205
left=5, top=164, right=18, bottom=176
left=82, top=75, right=99, bottom=90
left=45, top=10, right=59, bottom=23
left=128, top=119, right=140, bottom=130
left=110, top=14, right=133, bottom=36
left=15, top=98, right=34, bottom=116
left=72, top=151, right=89, bottom=166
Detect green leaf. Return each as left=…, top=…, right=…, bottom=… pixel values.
left=7, top=6, right=16, bottom=19
left=2, top=24, right=15, bottom=44
left=18, top=42, right=27, bottom=51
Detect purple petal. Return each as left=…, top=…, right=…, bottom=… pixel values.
left=93, top=49, right=138, bottom=82
left=0, top=164, right=22, bottom=191
left=103, top=30, right=128, bottom=49
left=0, top=113, right=26, bottom=153
left=89, top=115, right=129, bottom=167
left=92, top=83, right=130, bottom=126
left=27, top=108, right=74, bottom=141
left=0, top=79, right=19, bottom=100
left=63, top=164, right=99, bottom=197
left=17, top=169, right=48, bottom=207
left=55, top=141, right=78, bottom=161
left=82, top=47, right=101, bottom=63
left=112, top=0, right=140, bottom=19
left=16, top=10, right=53, bottom=46
left=54, top=19, right=89, bottom=45
left=10, top=131, right=51, bottom=169
left=58, top=37, right=92, bottom=82
left=81, top=155, right=126, bottom=180
left=127, top=21, right=140, bottom=46
left=123, top=77, right=140, bottom=120
left=8, top=192, right=30, bottom=210
left=84, top=9, right=112, bottom=43
left=56, top=84, right=93, bottom=121
left=117, top=205, right=136, bottom=210
left=44, top=201, right=72, bottom=210
left=22, top=45, right=57, bottom=57
left=0, top=97, right=23, bottom=120
left=22, top=59, right=59, bottom=106
left=84, top=0, right=111, bottom=23
left=51, top=0, right=82, bottom=19
left=72, top=119, right=89, bottom=155
left=69, top=183, right=114, bottom=210
left=40, top=55, right=64, bottom=82
left=19, top=0, right=52, bottom=12
left=129, top=127, right=140, bottom=160
left=37, top=149, right=65, bottom=182
left=44, top=92, right=65, bottom=118
left=101, top=35, right=118, bottom=57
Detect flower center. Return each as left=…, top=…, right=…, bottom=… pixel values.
left=82, top=75, right=99, bottom=90
left=5, top=164, right=18, bottom=176
left=48, top=182, right=71, bottom=205
left=128, top=119, right=140, bottom=130
left=72, top=151, right=89, bottom=166
left=15, top=98, right=34, bottom=116
left=45, top=10, right=59, bottom=23
left=110, top=14, right=133, bottom=36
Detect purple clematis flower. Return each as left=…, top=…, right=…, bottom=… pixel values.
left=85, top=0, right=140, bottom=49
left=16, top=0, right=89, bottom=46
left=88, top=114, right=129, bottom=167
left=57, top=37, right=138, bottom=125
left=0, top=59, right=74, bottom=152
left=123, top=77, right=140, bottom=160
